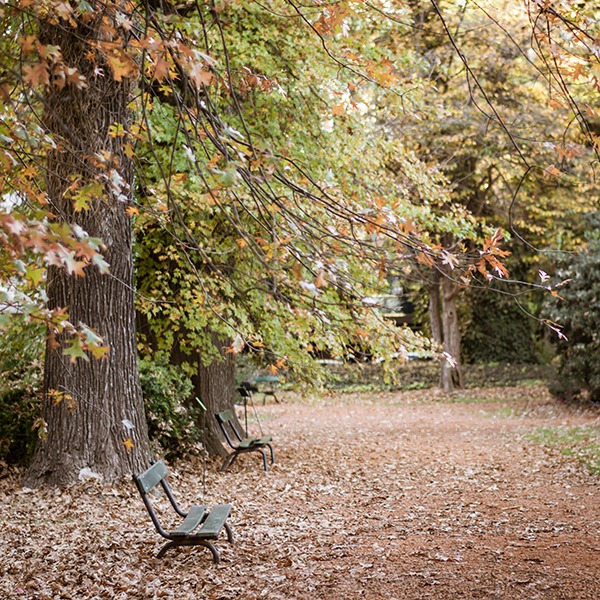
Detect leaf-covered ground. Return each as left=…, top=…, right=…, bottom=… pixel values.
left=1, top=386, right=599, bottom=599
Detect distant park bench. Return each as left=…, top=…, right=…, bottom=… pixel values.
left=133, top=460, right=233, bottom=563
left=253, top=375, right=280, bottom=403
left=238, top=375, right=280, bottom=404
left=215, top=409, right=275, bottom=472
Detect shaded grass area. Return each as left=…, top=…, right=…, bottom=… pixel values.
left=525, top=426, right=600, bottom=477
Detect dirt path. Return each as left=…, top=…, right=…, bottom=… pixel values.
left=1, top=386, right=599, bottom=599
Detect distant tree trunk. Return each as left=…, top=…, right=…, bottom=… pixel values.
left=169, top=329, right=238, bottom=458
left=440, top=269, right=464, bottom=391
left=427, top=266, right=465, bottom=392
left=428, top=270, right=443, bottom=348
left=429, top=269, right=446, bottom=390
left=24, top=14, right=151, bottom=487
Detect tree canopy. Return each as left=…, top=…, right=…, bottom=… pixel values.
left=1, top=0, right=599, bottom=483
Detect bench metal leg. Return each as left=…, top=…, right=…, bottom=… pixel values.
left=221, top=448, right=271, bottom=472
left=224, top=522, right=234, bottom=544
left=156, top=539, right=220, bottom=564
left=220, top=451, right=239, bottom=472
left=266, top=442, right=275, bottom=465
left=258, top=448, right=268, bottom=471
left=261, top=391, right=279, bottom=404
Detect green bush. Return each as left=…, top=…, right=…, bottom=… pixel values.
left=0, top=322, right=203, bottom=463
left=0, top=319, right=44, bottom=465
left=138, top=356, right=202, bottom=459
left=546, top=212, right=600, bottom=403
left=462, top=285, right=538, bottom=365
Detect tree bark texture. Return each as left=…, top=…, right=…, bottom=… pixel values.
left=24, top=13, right=151, bottom=486
left=428, top=270, right=443, bottom=348
left=192, top=331, right=237, bottom=458
left=440, top=269, right=464, bottom=392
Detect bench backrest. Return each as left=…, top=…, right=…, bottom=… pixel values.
left=133, top=460, right=188, bottom=535
left=134, top=460, right=168, bottom=495
left=215, top=410, right=243, bottom=446
left=216, top=409, right=235, bottom=424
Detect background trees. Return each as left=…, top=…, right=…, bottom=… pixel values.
left=2, top=0, right=599, bottom=484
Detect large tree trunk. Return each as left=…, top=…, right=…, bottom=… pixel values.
left=193, top=332, right=237, bottom=458
left=440, top=269, right=464, bottom=392
left=24, top=12, right=151, bottom=487
left=168, top=329, right=238, bottom=458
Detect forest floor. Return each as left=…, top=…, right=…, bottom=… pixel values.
left=1, top=385, right=599, bottom=599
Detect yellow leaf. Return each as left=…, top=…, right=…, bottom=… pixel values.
left=122, top=438, right=135, bottom=452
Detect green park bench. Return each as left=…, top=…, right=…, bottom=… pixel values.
left=253, top=375, right=280, bottom=404
left=133, top=460, right=233, bottom=563
left=215, top=409, right=275, bottom=472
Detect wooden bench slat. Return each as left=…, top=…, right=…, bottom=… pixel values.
left=196, top=504, right=232, bottom=539
left=254, top=376, right=279, bottom=383
left=238, top=436, right=259, bottom=449
left=170, top=504, right=208, bottom=537
left=238, top=435, right=272, bottom=448
left=253, top=435, right=273, bottom=445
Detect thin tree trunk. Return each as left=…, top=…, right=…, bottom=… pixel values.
left=24, top=13, right=151, bottom=487
left=429, top=270, right=443, bottom=347
left=428, top=269, right=446, bottom=389
left=440, top=270, right=464, bottom=392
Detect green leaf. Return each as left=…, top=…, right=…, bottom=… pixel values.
left=63, top=338, right=89, bottom=363
left=72, top=181, right=103, bottom=212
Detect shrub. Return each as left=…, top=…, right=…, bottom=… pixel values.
left=462, top=285, right=538, bottom=365
left=0, top=319, right=44, bottom=465
left=138, top=356, right=202, bottom=459
left=546, top=212, right=600, bottom=403
left=0, top=322, right=203, bottom=463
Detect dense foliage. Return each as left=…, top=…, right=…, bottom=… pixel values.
left=138, top=357, right=201, bottom=460
left=0, top=320, right=43, bottom=465
left=546, top=213, right=600, bottom=403
left=462, top=286, right=539, bottom=365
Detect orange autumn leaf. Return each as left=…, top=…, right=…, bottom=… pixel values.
left=332, top=103, right=345, bottom=116
left=105, top=51, right=139, bottom=82
left=23, top=62, right=50, bottom=87
left=152, top=57, right=171, bottom=81
left=315, top=271, right=327, bottom=288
